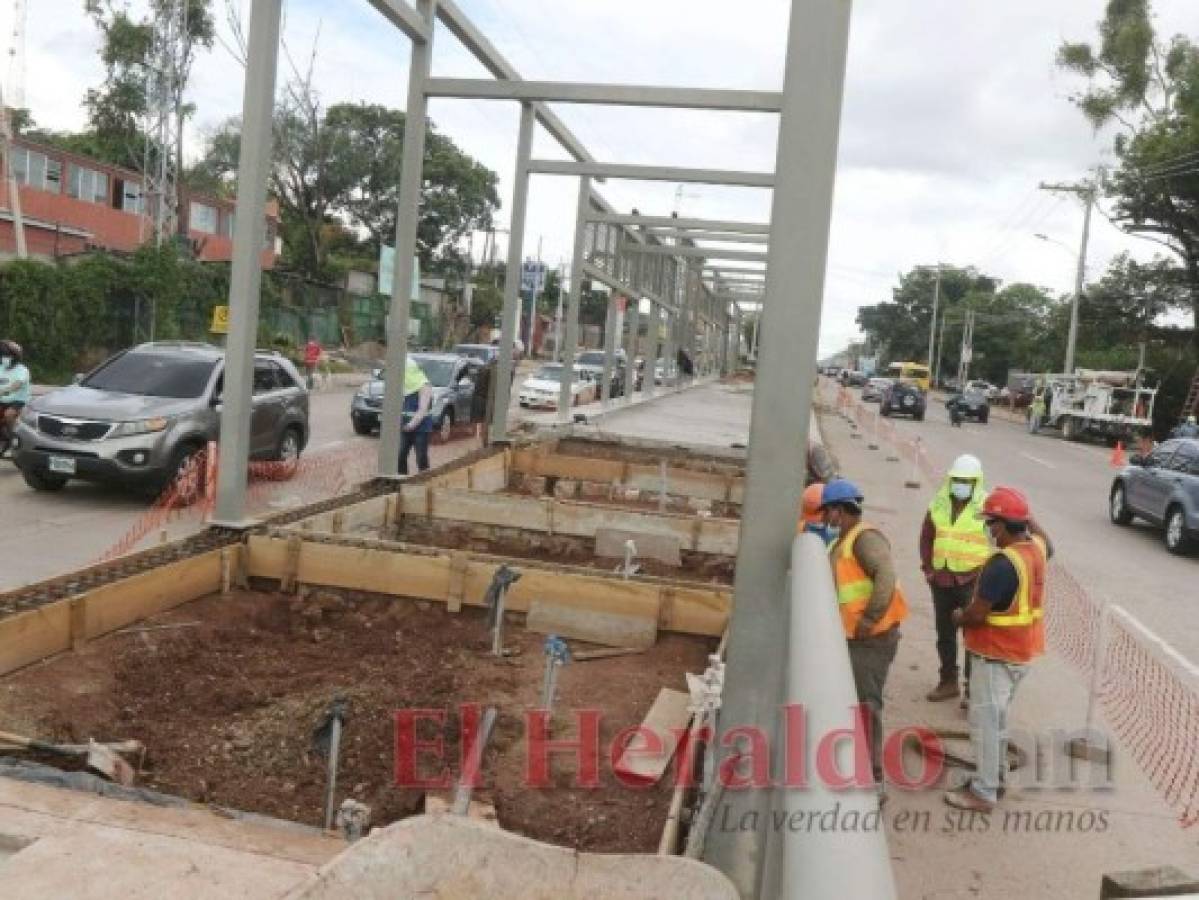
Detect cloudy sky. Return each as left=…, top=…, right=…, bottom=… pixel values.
left=4, top=0, right=1195, bottom=354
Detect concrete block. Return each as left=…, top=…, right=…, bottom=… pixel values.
left=1100, top=866, right=1199, bottom=898
left=595, top=528, right=682, bottom=566
left=523, top=476, right=547, bottom=496
left=578, top=481, right=610, bottom=501
left=552, top=479, right=579, bottom=500
left=526, top=599, right=658, bottom=649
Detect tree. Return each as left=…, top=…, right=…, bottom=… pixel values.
left=1057, top=0, right=1199, bottom=351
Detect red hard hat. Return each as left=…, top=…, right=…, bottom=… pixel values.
left=982, top=486, right=1030, bottom=523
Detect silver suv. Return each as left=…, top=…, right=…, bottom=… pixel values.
left=14, top=342, right=309, bottom=496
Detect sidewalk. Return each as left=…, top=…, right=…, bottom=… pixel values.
left=819, top=404, right=1198, bottom=898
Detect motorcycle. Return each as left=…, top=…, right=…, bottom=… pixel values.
left=947, top=396, right=965, bottom=428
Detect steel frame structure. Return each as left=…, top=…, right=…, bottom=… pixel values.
left=215, top=1, right=880, bottom=895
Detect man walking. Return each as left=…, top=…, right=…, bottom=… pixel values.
left=920, top=454, right=989, bottom=704
left=945, top=487, right=1053, bottom=813
left=821, top=479, right=909, bottom=793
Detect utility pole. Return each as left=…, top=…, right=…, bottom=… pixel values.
left=927, top=264, right=942, bottom=374
left=0, top=84, right=27, bottom=259
left=956, top=309, right=975, bottom=388
left=933, top=310, right=947, bottom=388
left=1040, top=179, right=1096, bottom=375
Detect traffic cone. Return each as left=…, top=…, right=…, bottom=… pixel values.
left=1110, top=441, right=1127, bottom=469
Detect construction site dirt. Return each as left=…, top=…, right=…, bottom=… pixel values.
left=0, top=587, right=714, bottom=853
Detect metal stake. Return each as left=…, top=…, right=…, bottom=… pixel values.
left=540, top=635, right=571, bottom=711
left=658, top=459, right=668, bottom=513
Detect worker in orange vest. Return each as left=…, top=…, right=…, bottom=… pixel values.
left=821, top=479, right=908, bottom=794
left=944, top=486, right=1053, bottom=813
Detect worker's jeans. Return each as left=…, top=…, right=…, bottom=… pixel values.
left=966, top=652, right=1029, bottom=803
left=848, top=627, right=900, bottom=785
left=398, top=428, right=430, bottom=474
left=931, top=581, right=974, bottom=684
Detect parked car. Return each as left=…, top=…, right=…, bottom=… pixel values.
left=351, top=352, right=480, bottom=441
left=861, top=377, right=891, bottom=403
left=14, top=342, right=309, bottom=497
left=946, top=388, right=990, bottom=423
left=966, top=380, right=999, bottom=401
left=880, top=380, right=926, bottom=420
left=452, top=343, right=498, bottom=365
left=654, top=358, right=678, bottom=385
left=1110, top=438, right=1199, bottom=555
left=574, top=349, right=628, bottom=397
left=518, top=364, right=596, bottom=410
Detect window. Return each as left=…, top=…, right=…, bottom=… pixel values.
left=1145, top=441, right=1179, bottom=470
left=68, top=165, right=109, bottom=204
left=10, top=147, right=62, bottom=192
left=190, top=201, right=219, bottom=235
left=82, top=351, right=216, bottom=399
left=253, top=362, right=279, bottom=394
left=115, top=179, right=144, bottom=214
left=221, top=210, right=235, bottom=238
left=1167, top=442, right=1199, bottom=475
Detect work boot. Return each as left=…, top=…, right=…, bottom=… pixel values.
left=943, top=786, right=994, bottom=814
left=926, top=680, right=960, bottom=702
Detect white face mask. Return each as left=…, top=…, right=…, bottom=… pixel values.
left=950, top=482, right=974, bottom=501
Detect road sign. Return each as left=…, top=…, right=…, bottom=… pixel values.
left=378, top=245, right=422, bottom=300
left=520, top=260, right=546, bottom=296
left=210, top=305, right=229, bottom=334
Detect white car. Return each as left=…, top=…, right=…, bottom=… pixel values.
left=518, top=364, right=597, bottom=410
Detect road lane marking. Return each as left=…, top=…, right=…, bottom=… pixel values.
left=1019, top=451, right=1057, bottom=470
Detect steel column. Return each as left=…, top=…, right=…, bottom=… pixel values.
left=643, top=302, right=657, bottom=399
left=212, top=0, right=282, bottom=526
left=704, top=0, right=855, bottom=893
left=622, top=296, right=640, bottom=404
left=490, top=102, right=535, bottom=443
left=601, top=294, right=617, bottom=406
left=558, top=178, right=590, bottom=422
left=378, top=0, right=436, bottom=475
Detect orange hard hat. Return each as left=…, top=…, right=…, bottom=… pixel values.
left=801, top=482, right=825, bottom=525
left=982, top=486, right=1030, bottom=524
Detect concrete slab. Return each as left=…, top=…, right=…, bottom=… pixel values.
left=595, top=527, right=682, bottom=566
left=526, top=599, right=658, bottom=649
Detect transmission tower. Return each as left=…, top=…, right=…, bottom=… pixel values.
left=142, top=0, right=189, bottom=248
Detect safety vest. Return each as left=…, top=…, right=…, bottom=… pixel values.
left=830, top=523, right=908, bottom=639
left=928, top=486, right=990, bottom=574
left=964, top=537, right=1047, bottom=664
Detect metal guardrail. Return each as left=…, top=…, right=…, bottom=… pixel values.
left=774, top=533, right=897, bottom=898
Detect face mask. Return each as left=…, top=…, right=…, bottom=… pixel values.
left=824, top=525, right=841, bottom=543
left=950, top=482, right=974, bottom=501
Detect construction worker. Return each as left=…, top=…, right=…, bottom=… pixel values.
left=944, top=486, right=1053, bottom=813
left=920, top=454, right=989, bottom=704
left=821, top=479, right=908, bottom=792
left=798, top=482, right=835, bottom=544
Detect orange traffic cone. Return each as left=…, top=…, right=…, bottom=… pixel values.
left=1110, top=441, right=1127, bottom=468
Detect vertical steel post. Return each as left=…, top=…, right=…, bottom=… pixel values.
left=490, top=102, right=536, bottom=443
left=644, top=302, right=657, bottom=399
left=558, top=179, right=590, bottom=422
left=378, top=0, right=436, bottom=475
left=704, top=0, right=855, bottom=892
left=601, top=294, right=617, bottom=406
left=212, top=0, right=282, bottom=526
left=622, top=296, right=639, bottom=404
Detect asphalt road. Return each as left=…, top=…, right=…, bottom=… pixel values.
left=851, top=389, right=1199, bottom=662
left=0, top=379, right=532, bottom=593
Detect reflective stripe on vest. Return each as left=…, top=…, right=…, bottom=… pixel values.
left=830, top=523, right=908, bottom=639
left=928, top=486, right=989, bottom=573
left=965, top=537, right=1047, bottom=663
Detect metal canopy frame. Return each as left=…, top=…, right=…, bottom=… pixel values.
left=216, top=1, right=881, bottom=894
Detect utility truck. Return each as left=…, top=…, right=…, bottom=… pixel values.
left=1030, top=369, right=1156, bottom=442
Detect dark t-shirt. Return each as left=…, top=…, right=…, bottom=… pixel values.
left=976, top=555, right=1018, bottom=613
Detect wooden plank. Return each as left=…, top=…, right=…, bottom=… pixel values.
left=446, top=552, right=469, bottom=613
left=79, top=551, right=224, bottom=641
left=595, top=528, right=682, bottom=566
left=613, top=688, right=692, bottom=784
left=526, top=599, right=658, bottom=649
left=0, top=602, right=72, bottom=677
left=243, top=534, right=728, bottom=637
left=510, top=449, right=744, bottom=503
left=469, top=453, right=508, bottom=493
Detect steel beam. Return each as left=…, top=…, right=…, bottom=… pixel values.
left=558, top=179, right=589, bottom=422
left=490, top=102, right=534, bottom=444
left=705, top=265, right=768, bottom=275
left=528, top=159, right=773, bottom=188
left=213, top=0, right=282, bottom=527
left=704, top=0, right=857, bottom=894
left=378, top=0, right=436, bottom=477
left=581, top=263, right=672, bottom=313
left=589, top=212, right=770, bottom=234
left=425, top=77, right=782, bottom=112
left=365, top=0, right=430, bottom=42
left=625, top=244, right=768, bottom=262
left=644, top=228, right=769, bottom=244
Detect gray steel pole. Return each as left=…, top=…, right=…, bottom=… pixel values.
left=600, top=295, right=617, bottom=406
left=704, top=0, right=854, bottom=892
left=557, top=179, right=590, bottom=422
left=927, top=264, right=941, bottom=371
left=553, top=262, right=565, bottom=362
left=378, top=0, right=436, bottom=475
left=623, top=296, right=641, bottom=403
left=643, top=303, right=657, bottom=399
left=212, top=0, right=282, bottom=526
left=490, top=102, right=535, bottom=443
left=933, top=310, right=947, bottom=388
left=1064, top=188, right=1093, bottom=376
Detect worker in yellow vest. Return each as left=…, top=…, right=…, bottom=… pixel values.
left=820, top=479, right=908, bottom=791
left=944, top=486, right=1053, bottom=813
left=920, top=454, right=989, bottom=704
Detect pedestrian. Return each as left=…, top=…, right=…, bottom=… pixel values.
left=0, top=340, right=31, bottom=458
left=399, top=356, right=434, bottom=475
left=303, top=338, right=322, bottom=390
left=1027, top=387, right=1045, bottom=434
left=470, top=357, right=496, bottom=443
left=944, top=486, right=1053, bottom=813
left=1170, top=415, right=1198, bottom=439
left=920, top=454, right=989, bottom=705
left=821, top=479, right=909, bottom=795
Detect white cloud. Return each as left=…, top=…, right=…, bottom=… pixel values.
left=4, top=0, right=1195, bottom=356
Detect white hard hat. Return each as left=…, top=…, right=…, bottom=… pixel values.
left=949, top=454, right=983, bottom=479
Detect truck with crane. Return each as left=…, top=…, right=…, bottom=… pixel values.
left=1029, top=369, right=1157, bottom=442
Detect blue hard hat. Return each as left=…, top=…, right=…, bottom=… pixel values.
left=820, top=478, right=864, bottom=509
